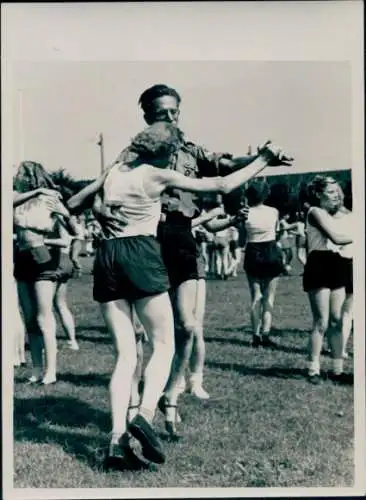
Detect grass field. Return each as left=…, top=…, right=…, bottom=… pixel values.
left=13, top=257, right=354, bottom=489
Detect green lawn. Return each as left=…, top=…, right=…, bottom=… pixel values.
left=13, top=257, right=354, bottom=488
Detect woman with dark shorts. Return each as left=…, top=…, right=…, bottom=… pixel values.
left=243, top=180, right=283, bottom=347
left=67, top=122, right=289, bottom=463
left=303, top=176, right=352, bottom=384
left=13, top=161, right=81, bottom=384
left=331, top=189, right=353, bottom=359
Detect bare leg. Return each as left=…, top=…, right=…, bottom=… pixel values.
left=247, top=275, right=263, bottom=344
left=100, top=299, right=136, bottom=443
left=261, top=277, right=279, bottom=337
left=163, top=280, right=199, bottom=433
left=341, top=294, right=353, bottom=358
left=221, top=245, right=230, bottom=278
left=54, top=282, right=79, bottom=350
left=17, top=281, right=44, bottom=381
left=188, top=278, right=209, bottom=399
left=134, top=292, right=175, bottom=423
left=307, top=288, right=330, bottom=381
left=327, top=287, right=346, bottom=375
left=34, top=280, right=58, bottom=384
left=14, top=279, right=26, bottom=366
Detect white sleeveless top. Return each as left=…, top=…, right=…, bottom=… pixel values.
left=245, top=205, right=278, bottom=243
left=327, top=210, right=353, bottom=259
left=103, top=164, right=161, bottom=238
left=306, top=207, right=332, bottom=253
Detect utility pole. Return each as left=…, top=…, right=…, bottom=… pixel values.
left=97, top=133, right=105, bottom=174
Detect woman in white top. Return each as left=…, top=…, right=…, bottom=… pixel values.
left=67, top=122, right=292, bottom=467
left=303, top=176, right=352, bottom=384
left=243, top=180, right=283, bottom=347
left=12, top=187, right=62, bottom=367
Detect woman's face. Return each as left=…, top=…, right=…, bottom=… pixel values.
left=319, top=181, right=342, bottom=214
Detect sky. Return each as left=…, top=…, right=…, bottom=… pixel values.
left=10, top=60, right=351, bottom=180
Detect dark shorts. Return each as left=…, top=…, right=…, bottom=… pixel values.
left=55, top=253, right=74, bottom=283
left=93, top=236, right=170, bottom=303
left=244, top=241, right=283, bottom=280
left=14, top=245, right=61, bottom=283
left=157, top=218, right=200, bottom=289
left=341, top=257, right=353, bottom=295
left=303, top=250, right=345, bottom=292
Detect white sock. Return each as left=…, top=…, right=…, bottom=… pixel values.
left=332, top=358, right=344, bottom=376
left=308, top=360, right=320, bottom=376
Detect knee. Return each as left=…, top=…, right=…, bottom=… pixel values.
left=313, top=319, right=328, bottom=335
left=251, top=295, right=263, bottom=308
left=263, top=296, right=275, bottom=312
left=329, top=316, right=342, bottom=332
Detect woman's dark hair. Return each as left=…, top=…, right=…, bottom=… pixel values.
left=13, top=161, right=57, bottom=193
left=129, top=122, right=184, bottom=162
left=138, top=84, right=181, bottom=113
left=306, top=175, right=337, bottom=207
left=245, top=179, right=270, bottom=207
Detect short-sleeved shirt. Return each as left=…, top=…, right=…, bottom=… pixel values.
left=115, top=135, right=232, bottom=219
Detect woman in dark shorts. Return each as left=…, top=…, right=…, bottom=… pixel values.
left=303, top=176, right=352, bottom=384
left=331, top=188, right=353, bottom=359
left=13, top=162, right=81, bottom=384
left=243, top=180, right=283, bottom=347
left=67, top=122, right=288, bottom=466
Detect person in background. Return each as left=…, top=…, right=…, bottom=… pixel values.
left=303, top=176, right=352, bottom=384
left=243, top=180, right=284, bottom=348
left=13, top=161, right=81, bottom=385
left=12, top=187, right=61, bottom=367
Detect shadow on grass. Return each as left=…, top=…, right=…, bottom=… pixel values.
left=57, top=372, right=110, bottom=387
left=205, top=361, right=306, bottom=380
left=205, top=335, right=307, bottom=355
left=14, top=396, right=110, bottom=469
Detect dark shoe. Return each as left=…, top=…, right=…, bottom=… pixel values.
left=261, top=336, right=277, bottom=349
left=329, top=372, right=354, bottom=386
left=321, top=347, right=331, bottom=356
left=129, top=414, right=165, bottom=464
left=158, top=395, right=182, bottom=441
left=104, top=433, right=148, bottom=471
left=307, top=373, right=322, bottom=385
left=252, top=336, right=262, bottom=348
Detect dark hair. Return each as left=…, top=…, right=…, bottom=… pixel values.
left=245, top=179, right=270, bottom=207
left=13, top=161, right=57, bottom=193
left=306, top=175, right=338, bottom=207
left=129, top=122, right=183, bottom=162
left=138, top=84, right=181, bottom=113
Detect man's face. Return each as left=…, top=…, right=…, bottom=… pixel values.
left=145, top=95, right=180, bottom=126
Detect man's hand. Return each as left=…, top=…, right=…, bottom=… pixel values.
left=257, top=140, right=294, bottom=167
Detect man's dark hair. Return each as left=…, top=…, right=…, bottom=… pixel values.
left=138, top=84, right=181, bottom=113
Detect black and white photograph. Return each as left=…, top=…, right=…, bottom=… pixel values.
left=2, top=2, right=365, bottom=498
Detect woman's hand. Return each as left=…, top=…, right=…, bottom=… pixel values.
left=37, top=188, right=62, bottom=198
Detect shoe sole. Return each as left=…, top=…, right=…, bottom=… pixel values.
left=129, top=422, right=165, bottom=464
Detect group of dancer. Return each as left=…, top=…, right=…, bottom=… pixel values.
left=12, top=84, right=353, bottom=471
